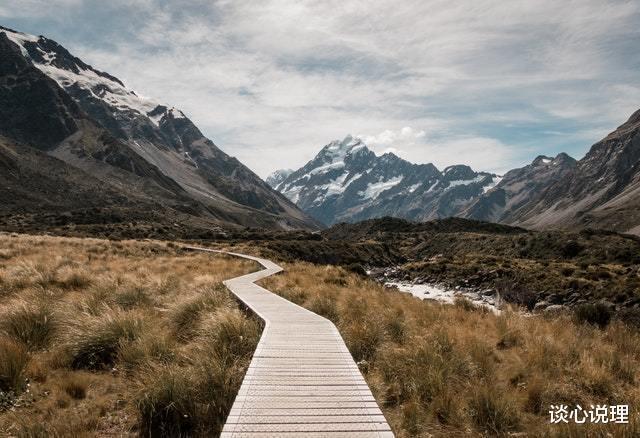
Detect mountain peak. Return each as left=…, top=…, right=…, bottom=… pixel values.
left=323, top=135, right=365, bottom=154
left=274, top=137, right=497, bottom=225
left=531, top=153, right=576, bottom=167
left=532, top=155, right=554, bottom=166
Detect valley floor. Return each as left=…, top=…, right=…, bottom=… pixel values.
left=1, top=233, right=639, bottom=437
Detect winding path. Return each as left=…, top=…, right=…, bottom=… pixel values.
left=187, top=247, right=394, bottom=437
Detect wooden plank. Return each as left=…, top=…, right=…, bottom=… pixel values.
left=186, top=247, right=394, bottom=438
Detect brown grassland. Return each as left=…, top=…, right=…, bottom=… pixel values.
left=0, top=233, right=259, bottom=437
left=260, top=262, right=640, bottom=437
left=1, top=233, right=639, bottom=437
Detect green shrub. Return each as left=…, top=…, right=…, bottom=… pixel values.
left=574, top=303, right=612, bottom=328
left=561, top=240, right=584, bottom=258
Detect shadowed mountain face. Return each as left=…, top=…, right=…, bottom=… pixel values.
left=463, top=153, right=578, bottom=224
left=269, top=135, right=499, bottom=226
left=0, top=25, right=320, bottom=232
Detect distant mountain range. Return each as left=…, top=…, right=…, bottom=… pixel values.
left=269, top=111, right=640, bottom=235
left=268, top=135, right=501, bottom=226
left=0, top=25, right=320, bottom=233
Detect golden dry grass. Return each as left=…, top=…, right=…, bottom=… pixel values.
left=0, top=233, right=259, bottom=437
left=260, top=262, right=640, bottom=437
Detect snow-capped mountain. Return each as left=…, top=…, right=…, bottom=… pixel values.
left=273, top=135, right=500, bottom=225
left=0, top=25, right=320, bottom=231
left=266, top=169, right=293, bottom=188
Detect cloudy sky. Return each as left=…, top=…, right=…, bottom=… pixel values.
left=3, top=0, right=639, bottom=177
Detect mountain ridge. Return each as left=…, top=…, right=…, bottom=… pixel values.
left=269, top=135, right=500, bottom=226
left=0, top=25, right=321, bottom=232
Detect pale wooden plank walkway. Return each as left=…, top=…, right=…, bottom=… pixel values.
left=187, top=247, right=394, bottom=438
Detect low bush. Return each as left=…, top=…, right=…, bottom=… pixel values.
left=574, top=302, right=612, bottom=328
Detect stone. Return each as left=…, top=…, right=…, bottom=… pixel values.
left=543, top=304, right=566, bottom=314
left=533, top=301, right=549, bottom=312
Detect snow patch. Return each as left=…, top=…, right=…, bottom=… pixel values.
left=2, top=28, right=38, bottom=57
left=426, top=180, right=439, bottom=192
left=447, top=175, right=486, bottom=188
left=3, top=27, right=186, bottom=128
left=308, top=161, right=345, bottom=176
left=482, top=176, right=503, bottom=193
left=283, top=185, right=304, bottom=204
left=35, top=62, right=159, bottom=117
left=359, top=176, right=403, bottom=200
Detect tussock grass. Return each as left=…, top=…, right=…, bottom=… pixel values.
left=0, top=336, right=28, bottom=393
left=469, top=386, right=521, bottom=434
left=261, top=261, right=640, bottom=437
left=137, top=307, right=260, bottom=436
left=59, top=372, right=90, bottom=399
left=66, top=309, right=146, bottom=370
left=170, top=284, right=233, bottom=340
left=0, top=233, right=259, bottom=436
left=0, top=300, right=56, bottom=350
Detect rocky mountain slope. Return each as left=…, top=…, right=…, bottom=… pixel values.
left=270, top=136, right=499, bottom=225
left=463, top=153, right=578, bottom=223
left=466, top=110, right=640, bottom=235
left=0, top=25, right=320, bottom=232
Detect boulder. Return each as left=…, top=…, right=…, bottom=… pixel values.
left=543, top=304, right=566, bottom=314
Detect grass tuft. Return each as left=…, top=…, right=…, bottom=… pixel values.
left=469, top=386, right=521, bottom=434
left=0, top=336, right=29, bottom=393
left=66, top=310, right=145, bottom=370
left=1, top=300, right=57, bottom=350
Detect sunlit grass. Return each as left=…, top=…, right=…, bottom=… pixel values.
left=261, top=261, right=640, bottom=437
left=0, top=233, right=259, bottom=436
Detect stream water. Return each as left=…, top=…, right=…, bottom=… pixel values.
left=384, top=281, right=502, bottom=314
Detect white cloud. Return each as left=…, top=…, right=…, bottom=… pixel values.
left=359, top=127, right=426, bottom=155
left=358, top=127, right=516, bottom=174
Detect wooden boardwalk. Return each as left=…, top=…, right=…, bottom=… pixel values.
left=189, top=248, right=393, bottom=437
